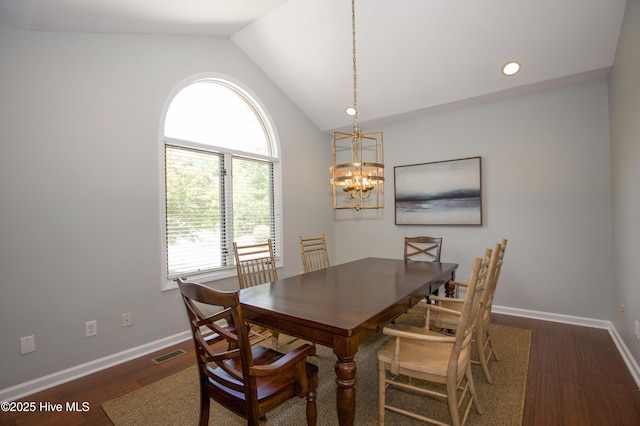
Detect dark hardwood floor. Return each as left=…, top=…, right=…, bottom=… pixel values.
left=2, top=314, right=639, bottom=425
left=491, top=314, right=640, bottom=426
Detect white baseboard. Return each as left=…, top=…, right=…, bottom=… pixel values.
left=608, top=325, right=640, bottom=389
left=493, top=305, right=640, bottom=389
left=0, top=331, right=191, bottom=402
left=493, top=305, right=611, bottom=329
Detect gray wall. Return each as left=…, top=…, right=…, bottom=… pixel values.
left=0, top=22, right=332, bottom=389
left=333, top=79, right=613, bottom=321
left=609, top=0, right=640, bottom=367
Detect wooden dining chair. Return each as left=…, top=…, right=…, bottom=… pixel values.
left=471, top=239, right=507, bottom=383
left=378, top=249, right=491, bottom=426
left=437, top=239, right=507, bottom=383
left=412, top=239, right=507, bottom=384
left=404, top=236, right=443, bottom=263
left=177, top=278, right=318, bottom=426
left=233, top=239, right=279, bottom=348
left=233, top=239, right=278, bottom=288
left=298, top=234, right=330, bottom=273
left=400, top=236, right=445, bottom=312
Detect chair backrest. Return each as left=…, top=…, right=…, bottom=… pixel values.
left=298, top=234, right=330, bottom=273
left=233, top=239, right=278, bottom=288
left=404, top=236, right=443, bottom=262
left=176, top=278, right=257, bottom=412
left=452, top=248, right=492, bottom=363
left=481, top=239, right=507, bottom=320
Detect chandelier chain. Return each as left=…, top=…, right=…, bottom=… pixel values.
left=351, top=0, right=358, bottom=130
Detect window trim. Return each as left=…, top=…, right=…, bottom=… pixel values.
left=159, top=73, right=282, bottom=291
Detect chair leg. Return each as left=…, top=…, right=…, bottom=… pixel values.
left=198, top=384, right=210, bottom=426
left=446, top=377, right=461, bottom=426
left=475, top=326, right=493, bottom=384
left=378, top=361, right=386, bottom=426
left=306, top=388, right=317, bottom=426
left=486, top=326, right=499, bottom=361
left=247, top=406, right=261, bottom=426
left=466, top=367, right=483, bottom=415
left=271, top=330, right=279, bottom=350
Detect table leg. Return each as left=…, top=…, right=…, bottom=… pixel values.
left=335, top=354, right=356, bottom=426
left=445, top=280, right=455, bottom=297
left=444, top=269, right=457, bottom=297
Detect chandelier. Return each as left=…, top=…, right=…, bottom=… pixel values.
left=330, top=0, right=384, bottom=211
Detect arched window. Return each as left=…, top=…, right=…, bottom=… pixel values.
left=161, top=76, right=281, bottom=288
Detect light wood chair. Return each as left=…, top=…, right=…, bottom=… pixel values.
left=233, top=240, right=278, bottom=288
left=404, top=236, right=443, bottom=263
left=378, top=249, right=491, bottom=426
left=401, top=236, right=444, bottom=309
left=233, top=239, right=279, bottom=348
left=410, top=240, right=507, bottom=384
left=438, top=239, right=507, bottom=383
left=298, top=234, right=330, bottom=273
left=474, top=239, right=507, bottom=383
left=177, top=278, right=318, bottom=426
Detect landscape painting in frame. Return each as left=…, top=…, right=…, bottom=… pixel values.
left=395, top=157, right=482, bottom=225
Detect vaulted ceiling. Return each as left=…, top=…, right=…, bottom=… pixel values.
left=0, top=0, right=627, bottom=131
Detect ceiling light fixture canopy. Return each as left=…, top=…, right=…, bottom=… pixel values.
left=330, top=0, right=384, bottom=211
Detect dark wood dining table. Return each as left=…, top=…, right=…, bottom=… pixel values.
left=240, top=257, right=458, bottom=425
left=239, top=257, right=458, bottom=426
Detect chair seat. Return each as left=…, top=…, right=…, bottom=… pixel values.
left=378, top=329, right=469, bottom=384
left=205, top=345, right=319, bottom=410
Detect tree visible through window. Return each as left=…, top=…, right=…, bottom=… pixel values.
left=162, top=78, right=280, bottom=281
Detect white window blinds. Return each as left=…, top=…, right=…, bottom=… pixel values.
left=165, top=146, right=223, bottom=277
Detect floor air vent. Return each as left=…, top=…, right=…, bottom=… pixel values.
left=152, top=349, right=186, bottom=364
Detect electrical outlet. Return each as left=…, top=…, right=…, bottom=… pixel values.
left=122, top=313, right=132, bottom=327
left=621, top=304, right=625, bottom=314
left=85, top=320, right=97, bottom=337
left=20, top=335, right=35, bottom=354
left=635, top=320, right=639, bottom=340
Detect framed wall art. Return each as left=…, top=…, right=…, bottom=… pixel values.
left=394, top=156, right=482, bottom=225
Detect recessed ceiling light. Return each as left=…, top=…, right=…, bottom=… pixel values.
left=345, top=106, right=357, bottom=116
left=502, top=61, right=521, bottom=76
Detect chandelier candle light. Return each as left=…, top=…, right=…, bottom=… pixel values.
left=331, top=0, right=384, bottom=211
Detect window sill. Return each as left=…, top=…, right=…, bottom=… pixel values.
left=162, top=260, right=284, bottom=292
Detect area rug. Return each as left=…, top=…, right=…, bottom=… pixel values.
left=103, top=324, right=530, bottom=425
